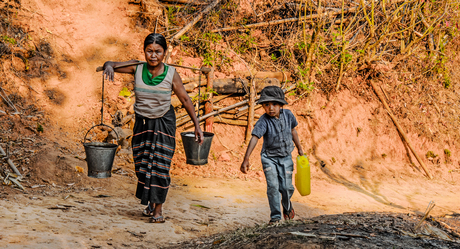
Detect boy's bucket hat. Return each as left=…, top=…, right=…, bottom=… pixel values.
left=257, top=86, right=288, bottom=105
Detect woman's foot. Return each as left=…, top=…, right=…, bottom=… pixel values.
left=142, top=203, right=155, bottom=217
left=149, top=203, right=165, bottom=223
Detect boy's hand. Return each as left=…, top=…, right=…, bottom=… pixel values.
left=240, top=160, right=249, bottom=174
left=298, top=149, right=304, bottom=156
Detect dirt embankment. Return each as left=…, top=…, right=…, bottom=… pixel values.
left=1, top=0, right=460, bottom=248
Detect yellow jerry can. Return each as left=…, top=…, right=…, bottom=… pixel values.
left=295, top=155, right=311, bottom=196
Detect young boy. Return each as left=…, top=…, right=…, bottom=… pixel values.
left=240, top=86, right=304, bottom=224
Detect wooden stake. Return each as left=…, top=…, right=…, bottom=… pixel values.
left=245, top=77, right=256, bottom=144
left=369, top=80, right=433, bottom=179
left=204, top=68, right=214, bottom=132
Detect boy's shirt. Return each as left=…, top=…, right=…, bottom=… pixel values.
left=252, top=109, right=298, bottom=157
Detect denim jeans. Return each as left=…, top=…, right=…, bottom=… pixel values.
left=261, top=153, right=295, bottom=221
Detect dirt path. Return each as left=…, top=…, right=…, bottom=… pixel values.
left=1, top=169, right=459, bottom=248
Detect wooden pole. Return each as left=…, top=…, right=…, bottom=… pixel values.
left=245, top=77, right=256, bottom=144
left=369, top=80, right=433, bottom=179
left=96, top=62, right=211, bottom=73
left=204, top=68, right=214, bottom=132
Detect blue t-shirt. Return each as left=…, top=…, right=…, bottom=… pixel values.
left=252, top=109, right=298, bottom=157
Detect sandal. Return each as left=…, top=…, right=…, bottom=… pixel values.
left=283, top=208, right=295, bottom=220
left=142, top=205, right=154, bottom=217
left=150, top=216, right=165, bottom=223
left=268, top=219, right=280, bottom=225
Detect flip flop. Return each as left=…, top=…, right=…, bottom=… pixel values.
left=142, top=206, right=154, bottom=217
left=150, top=216, right=165, bottom=223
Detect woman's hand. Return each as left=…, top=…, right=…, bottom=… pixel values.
left=195, top=126, right=204, bottom=145
left=103, top=62, right=115, bottom=82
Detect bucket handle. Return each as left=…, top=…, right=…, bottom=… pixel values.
left=83, top=123, right=119, bottom=144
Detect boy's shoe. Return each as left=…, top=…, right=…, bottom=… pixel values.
left=268, top=219, right=280, bottom=225
left=283, top=208, right=295, bottom=220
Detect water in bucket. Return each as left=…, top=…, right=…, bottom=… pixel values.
left=180, top=131, right=214, bottom=165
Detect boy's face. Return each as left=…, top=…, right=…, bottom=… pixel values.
left=262, top=101, right=282, bottom=118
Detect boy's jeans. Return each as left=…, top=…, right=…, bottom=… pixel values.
left=261, top=153, right=295, bottom=221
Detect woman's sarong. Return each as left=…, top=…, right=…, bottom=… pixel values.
left=132, top=105, right=176, bottom=205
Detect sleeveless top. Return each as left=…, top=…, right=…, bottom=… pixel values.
left=134, top=63, right=176, bottom=119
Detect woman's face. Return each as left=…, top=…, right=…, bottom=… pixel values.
left=144, top=43, right=165, bottom=67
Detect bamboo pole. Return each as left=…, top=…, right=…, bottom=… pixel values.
left=369, top=80, right=433, bottom=179
left=171, top=0, right=222, bottom=40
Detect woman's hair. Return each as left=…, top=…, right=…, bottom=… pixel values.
left=144, top=33, right=167, bottom=51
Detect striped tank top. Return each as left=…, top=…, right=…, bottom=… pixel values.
left=134, top=63, right=176, bottom=119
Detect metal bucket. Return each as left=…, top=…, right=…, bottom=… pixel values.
left=83, top=124, right=119, bottom=178
left=180, top=131, right=214, bottom=165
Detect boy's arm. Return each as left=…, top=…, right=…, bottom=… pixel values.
left=292, top=128, right=304, bottom=156
left=240, top=135, right=259, bottom=174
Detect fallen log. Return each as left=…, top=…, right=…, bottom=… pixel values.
left=184, top=77, right=280, bottom=93
left=0, top=145, right=22, bottom=177
left=214, top=78, right=280, bottom=94
left=233, top=70, right=292, bottom=82
left=172, top=0, right=222, bottom=40
left=370, top=80, right=433, bottom=179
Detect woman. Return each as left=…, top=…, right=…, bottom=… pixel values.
left=103, top=33, right=204, bottom=223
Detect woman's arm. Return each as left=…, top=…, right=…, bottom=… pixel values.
left=103, top=60, right=142, bottom=81
left=292, top=128, right=304, bottom=156
left=172, top=70, right=204, bottom=144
